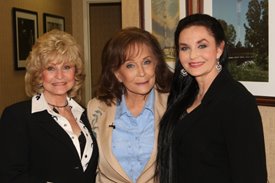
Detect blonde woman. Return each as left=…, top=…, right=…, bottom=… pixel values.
left=0, top=30, right=98, bottom=183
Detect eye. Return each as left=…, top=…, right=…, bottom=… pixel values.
left=180, top=46, right=188, bottom=51
left=198, top=44, right=207, bottom=49
left=63, top=65, right=72, bottom=70
left=46, top=66, right=55, bottom=71
left=126, top=63, right=135, bottom=69
left=143, top=59, right=152, bottom=65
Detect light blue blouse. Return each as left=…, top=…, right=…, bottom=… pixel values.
left=112, top=90, right=155, bottom=182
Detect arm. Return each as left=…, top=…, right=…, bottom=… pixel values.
left=224, top=94, right=267, bottom=183
left=0, top=105, right=30, bottom=183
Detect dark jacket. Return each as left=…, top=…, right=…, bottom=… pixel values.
left=0, top=100, right=98, bottom=183
left=173, top=69, right=267, bottom=183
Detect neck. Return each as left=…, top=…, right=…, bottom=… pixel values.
left=43, top=92, right=68, bottom=107
left=48, top=100, right=68, bottom=108
left=125, top=93, right=149, bottom=106
left=124, top=93, right=149, bottom=117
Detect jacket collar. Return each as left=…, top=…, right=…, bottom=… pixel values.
left=94, top=88, right=168, bottom=181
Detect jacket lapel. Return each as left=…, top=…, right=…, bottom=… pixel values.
left=31, top=111, right=80, bottom=160
left=140, top=90, right=168, bottom=176
left=97, top=104, right=131, bottom=181
left=179, top=69, right=229, bottom=135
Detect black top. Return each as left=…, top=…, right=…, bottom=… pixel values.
left=172, top=69, right=267, bottom=183
left=0, top=100, right=99, bottom=183
left=79, top=131, right=86, bottom=157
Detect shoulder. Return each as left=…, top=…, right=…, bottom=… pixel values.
left=87, top=98, right=111, bottom=114
left=225, top=78, right=255, bottom=102
left=0, top=100, right=32, bottom=130
left=154, top=89, right=169, bottom=118
left=154, top=89, right=169, bottom=107
left=87, top=97, right=115, bottom=127
left=218, top=70, right=255, bottom=102
left=87, top=98, right=104, bottom=109
left=1, top=100, right=31, bottom=117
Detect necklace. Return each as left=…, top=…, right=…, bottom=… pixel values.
left=48, top=100, right=69, bottom=108
left=48, top=100, right=69, bottom=114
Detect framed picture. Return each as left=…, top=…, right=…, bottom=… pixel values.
left=12, top=8, right=38, bottom=70
left=203, top=0, right=275, bottom=106
left=43, top=13, right=65, bottom=33
left=140, top=0, right=187, bottom=70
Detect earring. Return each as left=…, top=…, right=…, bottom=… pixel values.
left=180, top=68, right=188, bottom=77
left=216, top=61, right=222, bottom=72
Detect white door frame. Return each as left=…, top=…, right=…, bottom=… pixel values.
left=82, top=0, right=121, bottom=104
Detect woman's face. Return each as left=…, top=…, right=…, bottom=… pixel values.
left=114, top=43, right=157, bottom=97
left=178, top=25, right=224, bottom=81
left=42, top=60, right=75, bottom=98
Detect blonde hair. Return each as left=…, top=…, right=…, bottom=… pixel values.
left=25, top=29, right=85, bottom=101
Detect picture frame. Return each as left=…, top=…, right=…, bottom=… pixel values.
left=43, top=13, right=65, bottom=33
left=203, top=0, right=275, bottom=106
left=12, top=8, right=38, bottom=70
left=186, top=0, right=204, bottom=15
left=140, top=0, right=187, bottom=70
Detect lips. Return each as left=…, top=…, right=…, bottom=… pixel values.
left=135, top=80, right=150, bottom=85
left=189, top=62, right=204, bottom=68
left=52, top=82, right=67, bottom=86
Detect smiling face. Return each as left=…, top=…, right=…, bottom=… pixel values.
left=178, top=25, right=224, bottom=81
left=42, top=60, right=76, bottom=99
left=114, top=43, right=157, bottom=98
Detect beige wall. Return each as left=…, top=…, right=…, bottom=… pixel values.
left=259, top=106, right=275, bottom=182
left=121, top=0, right=140, bottom=28
left=0, top=0, right=72, bottom=115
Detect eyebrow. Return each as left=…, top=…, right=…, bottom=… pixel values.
left=179, top=38, right=208, bottom=46
left=197, top=39, right=208, bottom=44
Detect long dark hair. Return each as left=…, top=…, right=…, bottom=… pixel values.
left=155, top=14, right=228, bottom=182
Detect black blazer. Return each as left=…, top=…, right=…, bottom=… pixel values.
left=173, top=69, right=267, bottom=183
left=0, top=100, right=98, bottom=183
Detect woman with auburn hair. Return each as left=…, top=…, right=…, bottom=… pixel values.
left=87, top=27, right=173, bottom=183
left=0, top=29, right=98, bottom=183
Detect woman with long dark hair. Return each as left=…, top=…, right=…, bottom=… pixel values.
left=156, top=14, right=267, bottom=183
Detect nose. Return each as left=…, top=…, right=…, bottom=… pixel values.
left=136, top=65, right=145, bottom=77
left=55, top=69, right=64, bottom=79
left=190, top=49, right=197, bottom=59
